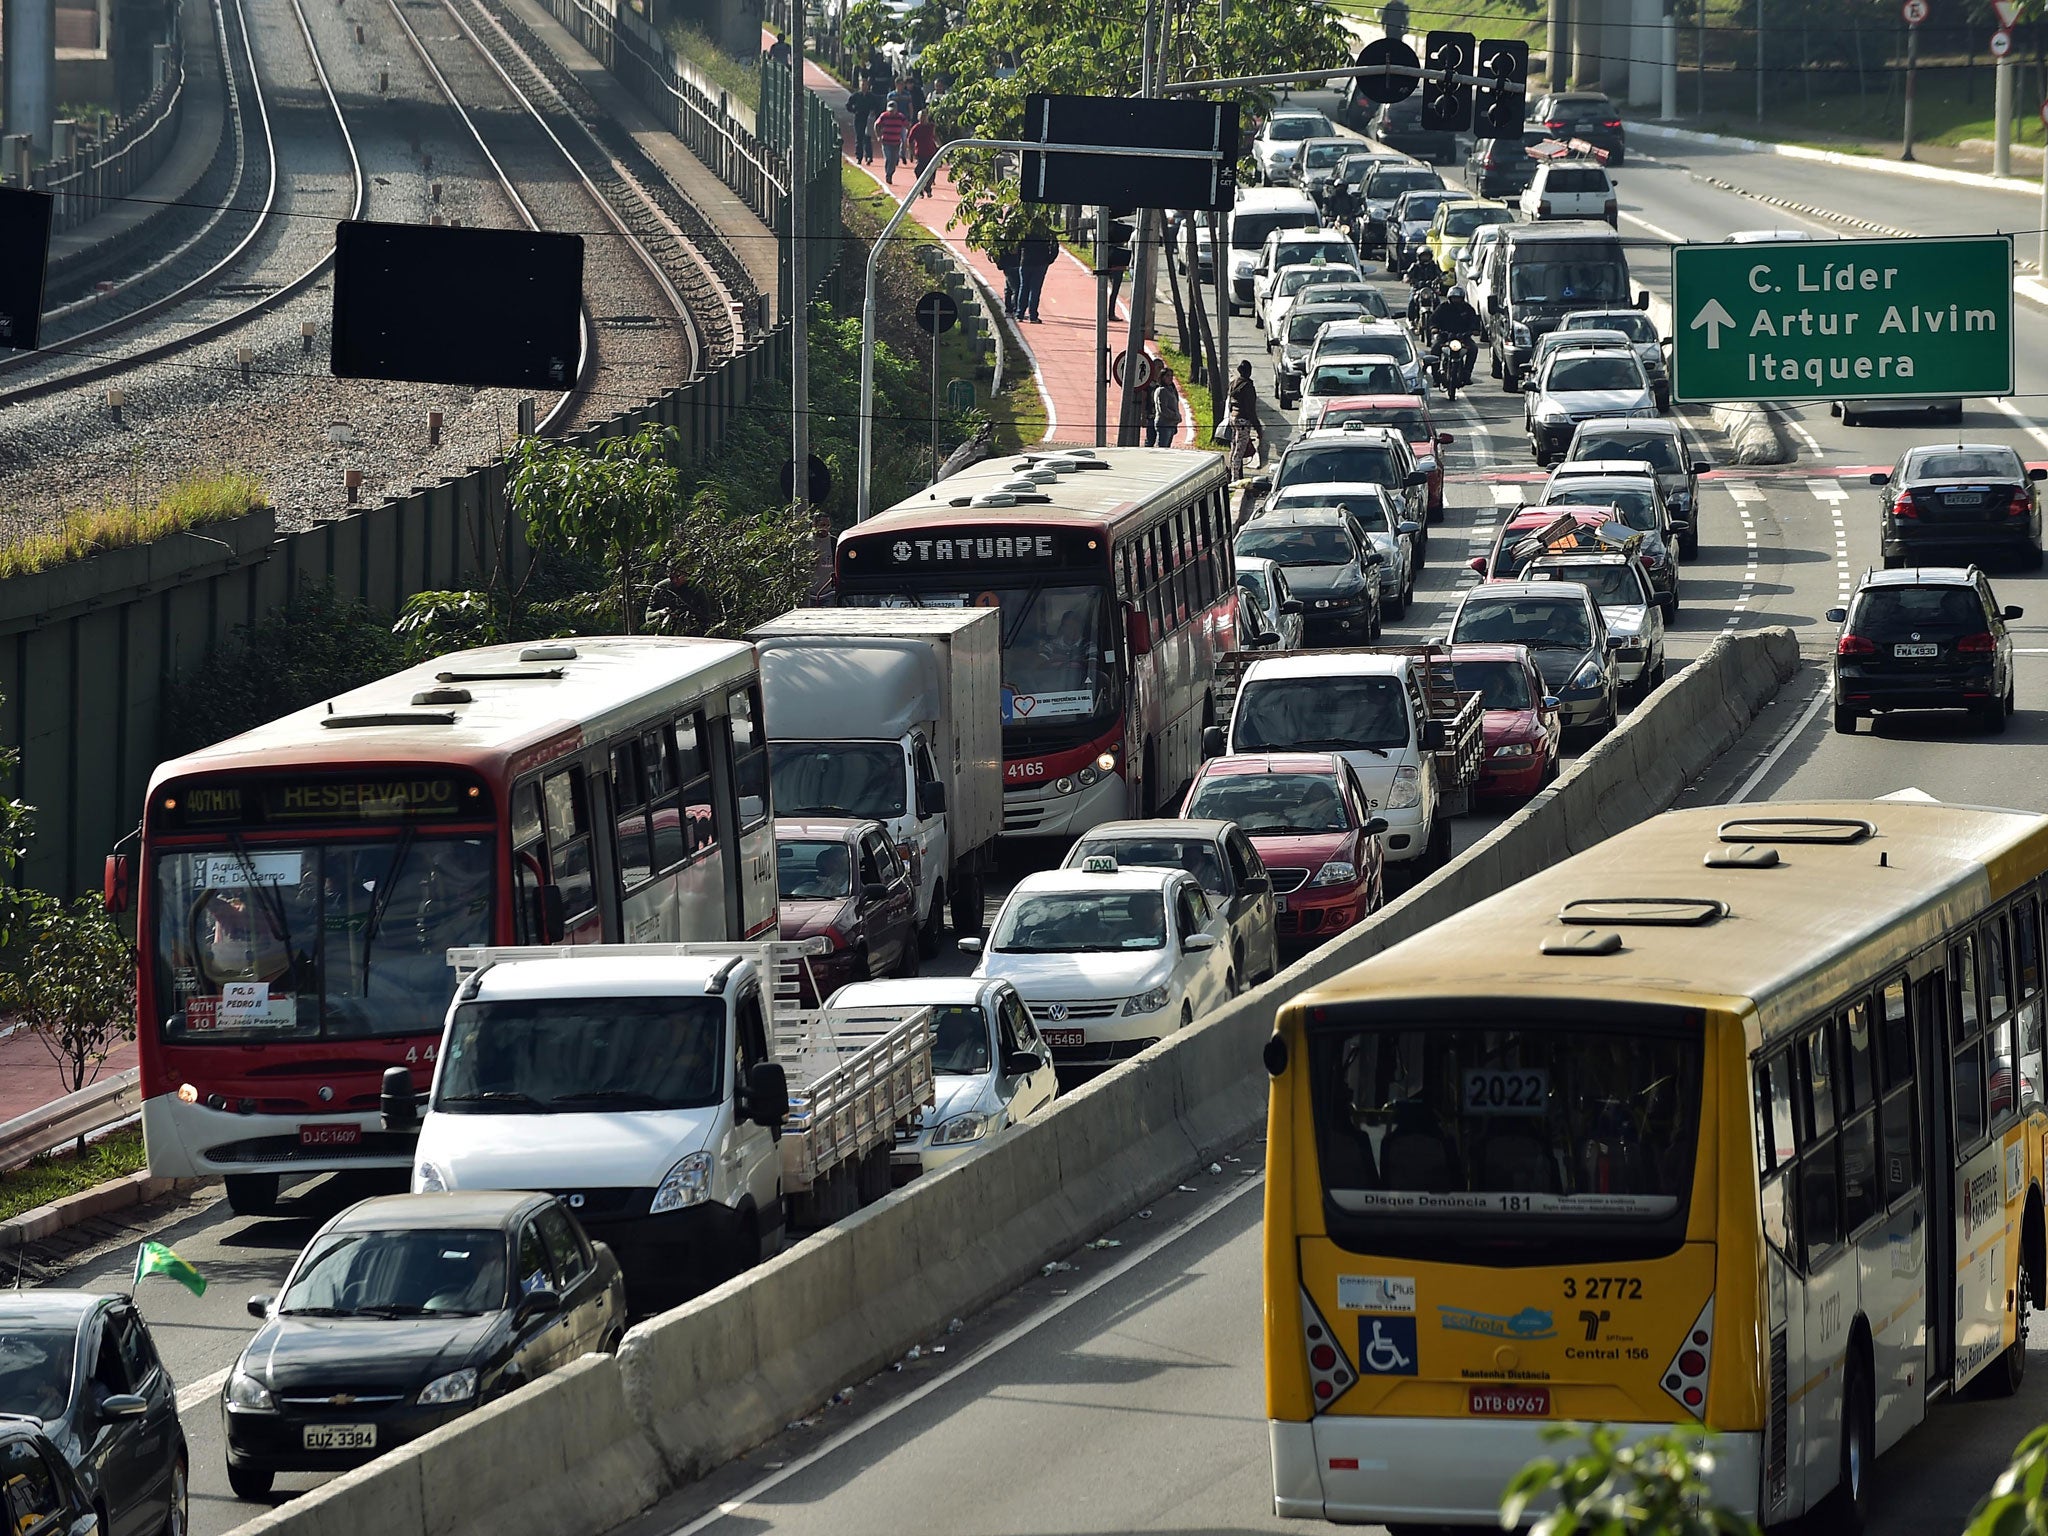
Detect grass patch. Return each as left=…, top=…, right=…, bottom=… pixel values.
left=664, top=21, right=760, bottom=105
left=0, top=471, right=264, bottom=579
left=1672, top=58, right=2048, bottom=154
left=0, top=1126, right=146, bottom=1222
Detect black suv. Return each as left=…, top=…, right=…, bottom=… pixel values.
left=1467, top=135, right=1537, bottom=199
left=1370, top=99, right=1457, bottom=164
left=1871, top=442, right=2046, bottom=570
left=1529, top=92, right=1627, bottom=163
left=1827, top=567, right=2022, bottom=734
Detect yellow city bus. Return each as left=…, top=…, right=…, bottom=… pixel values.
left=1263, top=801, right=2048, bottom=1529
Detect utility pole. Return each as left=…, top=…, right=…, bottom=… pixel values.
left=1117, top=0, right=1163, bottom=446
left=1902, top=12, right=1920, bottom=159
left=1755, top=0, right=1764, bottom=122
left=1214, top=0, right=1231, bottom=454
left=1095, top=207, right=1111, bottom=445
left=789, top=0, right=810, bottom=512
left=1995, top=57, right=2013, bottom=176
left=1661, top=0, right=1678, bottom=118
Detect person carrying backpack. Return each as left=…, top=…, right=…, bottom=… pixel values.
left=1148, top=368, right=1183, bottom=447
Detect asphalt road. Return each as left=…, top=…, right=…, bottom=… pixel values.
left=33, top=108, right=2048, bottom=1536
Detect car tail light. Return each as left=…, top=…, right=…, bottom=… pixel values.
left=1837, top=634, right=1877, bottom=656
left=1300, top=1288, right=1357, bottom=1410
left=1540, top=200, right=1554, bottom=216
left=1602, top=119, right=1624, bottom=129
left=1959, top=631, right=1997, bottom=654
left=1661, top=1297, right=1714, bottom=1415
left=1603, top=200, right=1618, bottom=221
left=1545, top=118, right=1566, bottom=130
left=1892, top=490, right=1919, bottom=519
left=2009, top=491, right=2031, bottom=518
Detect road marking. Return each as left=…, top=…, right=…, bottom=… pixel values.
left=1620, top=210, right=1686, bottom=247
left=1988, top=396, right=2048, bottom=455
left=1787, top=416, right=1822, bottom=457
left=1728, top=684, right=1832, bottom=804
left=177, top=1367, right=228, bottom=1415
left=663, top=1171, right=1269, bottom=1536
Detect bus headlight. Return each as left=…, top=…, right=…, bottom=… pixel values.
left=1054, top=777, right=1076, bottom=795
left=1077, top=767, right=1099, bottom=787
left=1096, top=752, right=1118, bottom=772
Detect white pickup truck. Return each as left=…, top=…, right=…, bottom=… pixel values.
left=1204, top=648, right=1483, bottom=877
left=382, top=943, right=933, bottom=1315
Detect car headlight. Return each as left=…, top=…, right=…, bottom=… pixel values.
left=415, top=1160, right=449, bottom=1193
left=1386, top=764, right=1422, bottom=810
left=226, top=1369, right=276, bottom=1413
left=1309, top=860, right=1358, bottom=887
left=1124, top=984, right=1171, bottom=1015
left=1492, top=741, right=1536, bottom=758
left=417, top=1368, right=479, bottom=1406
left=650, top=1150, right=715, bottom=1215
left=1512, top=323, right=1532, bottom=345
left=1571, top=660, right=1606, bottom=689
left=931, top=1112, right=993, bottom=1146
left=1536, top=404, right=1571, bottom=424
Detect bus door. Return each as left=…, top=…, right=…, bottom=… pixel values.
left=1915, top=967, right=1956, bottom=1393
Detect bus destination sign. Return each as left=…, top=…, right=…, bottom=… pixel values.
left=841, top=525, right=1102, bottom=573
left=154, top=772, right=488, bottom=830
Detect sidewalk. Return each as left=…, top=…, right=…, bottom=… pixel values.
left=0, top=1027, right=134, bottom=1127
left=797, top=51, right=1193, bottom=448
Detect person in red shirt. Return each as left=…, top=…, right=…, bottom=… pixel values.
left=908, top=110, right=940, bottom=198
left=874, top=103, right=910, bottom=185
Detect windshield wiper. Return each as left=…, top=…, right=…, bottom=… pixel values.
left=1286, top=738, right=1389, bottom=757
left=350, top=1304, right=431, bottom=1318
left=439, top=1090, right=547, bottom=1110
left=550, top=1090, right=667, bottom=1109
left=280, top=1306, right=352, bottom=1317
left=358, top=824, right=419, bottom=992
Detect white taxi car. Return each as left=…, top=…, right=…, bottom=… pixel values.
left=962, top=857, right=1233, bottom=1069
left=823, top=976, right=1058, bottom=1176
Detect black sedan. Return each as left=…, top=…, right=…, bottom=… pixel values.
left=222, top=1191, right=624, bottom=1500
left=0, top=1418, right=103, bottom=1536
left=1872, top=442, right=2047, bottom=569
left=0, top=1291, right=186, bottom=1536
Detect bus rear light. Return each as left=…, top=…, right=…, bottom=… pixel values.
left=1661, top=1296, right=1714, bottom=1416
left=1300, top=1288, right=1356, bottom=1410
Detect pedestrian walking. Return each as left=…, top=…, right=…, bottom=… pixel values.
left=1148, top=369, right=1183, bottom=448
left=765, top=32, right=790, bottom=65
left=908, top=110, right=939, bottom=196
left=1226, top=360, right=1260, bottom=479
left=1016, top=228, right=1056, bottom=322
left=849, top=86, right=875, bottom=164
left=994, top=240, right=1023, bottom=316
left=874, top=101, right=909, bottom=185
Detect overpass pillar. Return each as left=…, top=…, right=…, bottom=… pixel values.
left=1571, top=0, right=1600, bottom=90
left=1546, top=0, right=1569, bottom=88
left=1600, top=0, right=1630, bottom=96
left=1627, top=0, right=1659, bottom=104
left=3, top=0, right=58, bottom=157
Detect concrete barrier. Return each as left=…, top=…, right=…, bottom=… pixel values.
left=220, top=627, right=1800, bottom=1536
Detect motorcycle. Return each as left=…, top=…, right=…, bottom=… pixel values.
left=1429, top=334, right=1475, bottom=400
left=1406, top=277, right=1442, bottom=335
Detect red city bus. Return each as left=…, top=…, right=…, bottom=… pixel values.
left=836, top=448, right=1238, bottom=838
left=117, top=636, right=776, bottom=1214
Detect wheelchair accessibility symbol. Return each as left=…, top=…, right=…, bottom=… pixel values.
left=1357, top=1315, right=1418, bottom=1376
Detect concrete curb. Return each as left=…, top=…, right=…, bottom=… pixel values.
left=0, top=1172, right=214, bottom=1252
left=1628, top=119, right=2037, bottom=199
left=219, top=628, right=1802, bottom=1536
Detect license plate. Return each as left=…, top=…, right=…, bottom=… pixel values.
left=1042, top=1028, right=1086, bottom=1049
left=302, top=1423, right=375, bottom=1451
left=1893, top=642, right=1939, bottom=659
left=1468, top=1386, right=1551, bottom=1417
left=1947, top=493, right=1985, bottom=506
left=1275, top=895, right=1289, bottom=914
left=299, top=1122, right=362, bottom=1148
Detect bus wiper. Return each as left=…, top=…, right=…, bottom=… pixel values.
left=226, top=831, right=298, bottom=983
left=359, top=824, right=419, bottom=991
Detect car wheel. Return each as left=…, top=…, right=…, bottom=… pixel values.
left=1180, top=1003, right=1195, bottom=1030
left=227, top=1465, right=274, bottom=1502
left=1531, top=441, right=1548, bottom=467
left=1661, top=592, right=1679, bottom=619
left=1655, top=385, right=1671, bottom=412
left=2028, top=544, right=2045, bottom=571
left=1388, top=587, right=1406, bottom=620
left=951, top=868, right=984, bottom=936
left=1978, top=691, right=2010, bottom=734
left=850, top=945, right=872, bottom=983
left=1679, top=529, right=1699, bottom=559
left=1609, top=148, right=1625, bottom=167
left=1841, top=406, right=1860, bottom=427
left=1882, top=553, right=1903, bottom=570
left=1943, top=402, right=1965, bottom=424
left=1834, top=704, right=1858, bottom=735
left=918, top=885, right=946, bottom=957
left=1225, top=968, right=1240, bottom=999
left=224, top=1174, right=280, bottom=1217
left=162, top=1450, right=189, bottom=1536
left=897, top=930, right=921, bottom=977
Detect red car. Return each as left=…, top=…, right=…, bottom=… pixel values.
left=1298, top=393, right=1453, bottom=524
left=1449, top=643, right=1563, bottom=801
left=776, top=817, right=919, bottom=1001
left=1180, top=753, right=1385, bottom=947
left=1466, top=504, right=1621, bottom=581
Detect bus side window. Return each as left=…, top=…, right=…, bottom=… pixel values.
left=1755, top=1051, right=1800, bottom=1261
left=542, top=767, right=597, bottom=928
left=1953, top=936, right=1988, bottom=1146
left=728, top=685, right=770, bottom=832
left=2017, top=896, right=2043, bottom=1109
left=512, top=782, right=547, bottom=943
left=674, top=713, right=713, bottom=861
left=1878, top=977, right=1920, bottom=1206
left=1797, top=1026, right=1842, bottom=1264
left=1837, top=1002, right=1880, bottom=1234
left=611, top=741, right=652, bottom=893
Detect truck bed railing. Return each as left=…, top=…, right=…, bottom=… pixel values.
left=777, top=1007, right=935, bottom=1192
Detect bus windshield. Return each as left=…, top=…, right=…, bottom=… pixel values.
left=152, top=837, right=492, bottom=1043
left=1309, top=1020, right=1702, bottom=1232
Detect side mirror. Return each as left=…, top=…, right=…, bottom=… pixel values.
left=100, top=1394, right=149, bottom=1420
left=2005, top=605, right=2026, bottom=620
left=1202, top=725, right=1227, bottom=758
left=246, top=1295, right=274, bottom=1320
left=1407, top=471, right=1430, bottom=488
left=1825, top=607, right=1848, bottom=623
left=1467, top=556, right=1487, bottom=575
left=380, top=1066, right=419, bottom=1132
left=514, top=1288, right=562, bottom=1329
left=1541, top=695, right=1561, bottom=710
left=1487, top=296, right=1502, bottom=317
left=1363, top=546, right=1384, bottom=565
left=1636, top=290, right=1651, bottom=311
left=102, top=853, right=131, bottom=916
left=916, top=778, right=947, bottom=816
left=861, top=881, right=891, bottom=905
left=1183, top=932, right=1219, bottom=953
left=1691, top=460, right=1711, bottom=476
left=1606, top=635, right=1625, bottom=651
left=1868, top=471, right=1888, bottom=487
left=1421, top=719, right=1448, bottom=751
left=1247, top=473, right=1273, bottom=494
left=1398, top=519, right=1421, bottom=536
left=1663, top=336, right=1676, bottom=347
left=747, top=1060, right=788, bottom=1131
left=1280, top=598, right=1307, bottom=615
left=1362, top=816, right=1389, bottom=836
left=1255, top=630, right=1281, bottom=647
left=1001, top=1049, right=1041, bottom=1078
left=1126, top=608, right=1153, bottom=658
left=1436, top=431, right=1454, bottom=445
left=957, top=935, right=984, bottom=954
left=2032, top=467, right=2047, bottom=482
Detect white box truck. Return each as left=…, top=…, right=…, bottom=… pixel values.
left=750, top=607, right=1003, bottom=952
left=383, top=942, right=933, bottom=1316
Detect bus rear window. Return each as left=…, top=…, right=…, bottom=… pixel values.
left=1308, top=1019, right=1702, bottom=1253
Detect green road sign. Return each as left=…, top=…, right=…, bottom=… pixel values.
left=1670, top=235, right=2013, bottom=404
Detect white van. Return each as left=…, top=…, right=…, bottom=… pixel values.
left=1227, top=188, right=1320, bottom=311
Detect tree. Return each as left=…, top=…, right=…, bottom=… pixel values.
left=0, top=893, right=137, bottom=1115
left=508, top=424, right=684, bottom=634
left=1499, top=1424, right=1760, bottom=1536
left=1966, top=1425, right=2048, bottom=1536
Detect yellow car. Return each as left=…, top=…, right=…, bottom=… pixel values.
left=1426, top=199, right=1515, bottom=272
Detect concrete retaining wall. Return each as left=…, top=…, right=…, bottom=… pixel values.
left=221, top=626, right=1801, bottom=1536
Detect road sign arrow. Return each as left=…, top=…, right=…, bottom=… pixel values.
left=1689, top=297, right=1737, bottom=350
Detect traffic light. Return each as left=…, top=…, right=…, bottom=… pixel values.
left=1474, top=38, right=1529, bottom=137
left=1352, top=37, right=1419, bottom=104
left=1101, top=208, right=1138, bottom=272
left=1420, top=30, right=1474, bottom=133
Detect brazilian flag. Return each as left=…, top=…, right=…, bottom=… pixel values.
left=132, top=1240, right=206, bottom=1298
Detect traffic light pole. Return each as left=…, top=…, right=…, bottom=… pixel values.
left=856, top=135, right=1227, bottom=521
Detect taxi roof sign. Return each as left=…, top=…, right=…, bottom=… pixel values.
left=1081, top=855, right=1120, bottom=873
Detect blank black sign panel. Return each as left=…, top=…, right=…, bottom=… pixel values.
left=330, top=220, right=583, bottom=391
left=0, top=188, right=55, bottom=352
left=1020, top=95, right=1238, bottom=212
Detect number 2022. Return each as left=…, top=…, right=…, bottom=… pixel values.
left=1563, top=1276, right=1643, bottom=1300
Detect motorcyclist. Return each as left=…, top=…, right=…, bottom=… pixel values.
left=1427, top=284, right=1484, bottom=388
left=1324, top=173, right=1359, bottom=231
left=1405, top=247, right=1450, bottom=291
